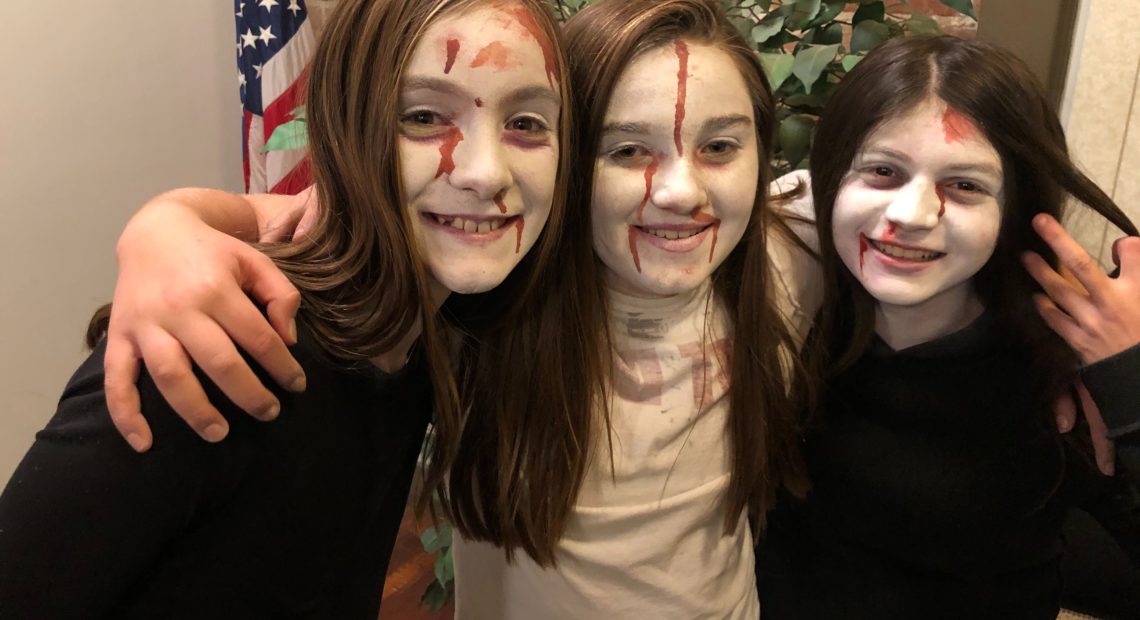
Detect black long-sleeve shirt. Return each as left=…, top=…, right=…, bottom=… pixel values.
left=757, top=313, right=1140, bottom=619
left=0, top=326, right=431, bottom=619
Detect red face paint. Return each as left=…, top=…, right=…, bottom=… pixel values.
left=434, top=128, right=464, bottom=178
left=859, top=234, right=868, bottom=274
left=636, top=157, right=660, bottom=222
left=470, top=41, right=512, bottom=71
left=673, top=40, right=690, bottom=157
left=934, top=185, right=946, bottom=218
left=941, top=108, right=975, bottom=144
left=493, top=189, right=507, bottom=214
left=708, top=221, right=720, bottom=263
left=514, top=217, right=525, bottom=254
left=628, top=226, right=642, bottom=273
left=444, top=38, right=460, bottom=74
left=512, top=7, right=559, bottom=88
left=474, top=97, right=483, bottom=107
left=691, top=212, right=715, bottom=225
left=884, top=222, right=897, bottom=238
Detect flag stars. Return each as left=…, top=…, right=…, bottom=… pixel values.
left=257, top=26, right=277, bottom=45
left=240, top=28, right=258, bottom=49
left=238, top=71, right=248, bottom=87
left=258, top=0, right=279, bottom=10
left=253, top=63, right=263, bottom=79
left=236, top=2, right=246, bottom=17
left=287, top=0, right=302, bottom=16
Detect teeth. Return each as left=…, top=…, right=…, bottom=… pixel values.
left=432, top=215, right=506, bottom=233
left=869, top=239, right=941, bottom=261
left=643, top=227, right=702, bottom=240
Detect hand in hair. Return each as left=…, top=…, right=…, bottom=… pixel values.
left=105, top=191, right=307, bottom=452
left=1024, top=213, right=1140, bottom=365
left=1053, top=382, right=1115, bottom=476
left=257, top=184, right=321, bottom=242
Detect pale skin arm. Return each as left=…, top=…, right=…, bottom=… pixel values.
left=106, top=186, right=318, bottom=452
left=1023, top=213, right=1140, bottom=475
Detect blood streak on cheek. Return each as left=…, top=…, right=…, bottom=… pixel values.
left=444, top=38, right=460, bottom=74
left=512, top=8, right=559, bottom=87
left=673, top=40, right=690, bottom=157
left=434, top=128, right=464, bottom=178
left=493, top=189, right=507, bottom=214
left=941, top=108, right=975, bottom=144
left=514, top=218, right=525, bottom=254
left=935, top=185, right=946, bottom=218
left=859, top=234, right=868, bottom=274
left=628, top=226, right=642, bottom=273
left=637, top=157, right=660, bottom=222
left=708, top=222, right=720, bottom=263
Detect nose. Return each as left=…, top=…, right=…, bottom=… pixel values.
left=650, top=158, right=708, bottom=215
left=446, top=123, right=512, bottom=201
left=884, top=177, right=942, bottom=230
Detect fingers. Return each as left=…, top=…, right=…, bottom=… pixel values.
left=1032, top=214, right=1110, bottom=302
left=1053, top=389, right=1076, bottom=433
left=214, top=283, right=306, bottom=394
left=1077, top=380, right=1115, bottom=476
left=136, top=329, right=230, bottom=443
left=1111, top=235, right=1140, bottom=274
left=293, top=200, right=320, bottom=241
left=232, top=246, right=307, bottom=392
left=1023, top=251, right=1095, bottom=324
left=104, top=339, right=152, bottom=452
left=175, top=315, right=283, bottom=421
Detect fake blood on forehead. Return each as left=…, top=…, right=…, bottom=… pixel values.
left=673, top=40, right=690, bottom=157
left=434, top=128, right=464, bottom=178
left=470, top=41, right=512, bottom=70
left=511, top=7, right=559, bottom=88
left=444, top=38, right=460, bottom=74
left=941, top=108, right=975, bottom=144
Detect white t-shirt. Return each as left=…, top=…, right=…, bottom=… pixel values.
left=452, top=172, right=821, bottom=619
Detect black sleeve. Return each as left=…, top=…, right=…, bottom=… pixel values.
left=0, top=339, right=250, bottom=619
left=1080, top=342, right=1140, bottom=439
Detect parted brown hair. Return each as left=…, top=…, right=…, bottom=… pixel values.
left=258, top=0, right=576, bottom=522
left=808, top=36, right=1138, bottom=418
left=449, top=0, right=812, bottom=565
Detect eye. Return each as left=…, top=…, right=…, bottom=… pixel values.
left=859, top=164, right=905, bottom=189
left=605, top=143, right=654, bottom=167
left=508, top=116, right=547, bottom=133
left=953, top=181, right=981, bottom=193
left=398, top=109, right=451, bottom=139
left=503, top=114, right=553, bottom=148
left=873, top=166, right=894, bottom=177
left=699, top=139, right=741, bottom=164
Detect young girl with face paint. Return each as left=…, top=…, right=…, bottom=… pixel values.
left=0, top=0, right=577, bottom=617
left=755, top=35, right=1140, bottom=618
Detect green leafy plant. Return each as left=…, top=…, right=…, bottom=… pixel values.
left=419, top=516, right=454, bottom=611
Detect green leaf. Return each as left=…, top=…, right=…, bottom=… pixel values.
left=852, top=1, right=885, bottom=24
left=806, top=0, right=846, bottom=28
left=778, top=114, right=815, bottom=169
left=730, top=15, right=757, bottom=40
left=792, top=43, right=839, bottom=94
left=261, top=118, right=308, bottom=154
left=938, top=0, right=976, bottom=20
left=421, top=581, right=449, bottom=611
left=434, top=545, right=455, bottom=584
left=751, top=15, right=785, bottom=44
left=849, top=19, right=891, bottom=53
left=904, top=13, right=942, bottom=34
left=787, top=0, right=822, bottom=28
left=419, top=524, right=452, bottom=553
left=290, top=105, right=306, bottom=120
left=759, top=53, right=795, bottom=90
left=841, top=54, right=863, bottom=72
left=756, top=0, right=772, bottom=10
left=815, top=22, right=844, bottom=45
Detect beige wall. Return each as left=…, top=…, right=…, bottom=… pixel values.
left=1062, top=0, right=1140, bottom=263
left=0, top=4, right=242, bottom=484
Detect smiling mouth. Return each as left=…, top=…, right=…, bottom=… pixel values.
left=867, top=238, right=944, bottom=262
left=636, top=224, right=711, bottom=240
left=429, top=214, right=515, bottom=234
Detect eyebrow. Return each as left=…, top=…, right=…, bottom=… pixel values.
left=601, top=114, right=753, bottom=137
left=860, top=146, right=1001, bottom=178
left=401, top=76, right=560, bottom=108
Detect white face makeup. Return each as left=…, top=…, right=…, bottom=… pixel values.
left=592, top=41, right=760, bottom=299
left=832, top=97, right=1005, bottom=343
left=399, top=4, right=560, bottom=295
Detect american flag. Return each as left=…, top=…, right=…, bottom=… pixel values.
left=236, top=0, right=314, bottom=194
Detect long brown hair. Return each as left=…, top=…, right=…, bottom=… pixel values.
left=808, top=35, right=1137, bottom=424
left=450, top=0, right=812, bottom=565
left=260, top=0, right=576, bottom=522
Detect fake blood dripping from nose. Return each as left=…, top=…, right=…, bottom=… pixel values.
left=512, top=8, right=559, bottom=88
left=935, top=185, right=947, bottom=218
left=444, top=38, right=460, bottom=74
left=673, top=40, right=690, bottom=157
left=884, top=222, right=897, bottom=238
left=514, top=218, right=525, bottom=254
left=628, top=226, right=642, bottom=273
left=434, top=128, right=464, bottom=178
left=636, top=157, right=660, bottom=222
left=493, top=189, right=507, bottom=214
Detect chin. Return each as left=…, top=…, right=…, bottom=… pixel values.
left=431, top=264, right=513, bottom=295
left=631, top=270, right=711, bottom=297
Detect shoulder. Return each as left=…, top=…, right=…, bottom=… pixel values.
left=765, top=170, right=823, bottom=345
